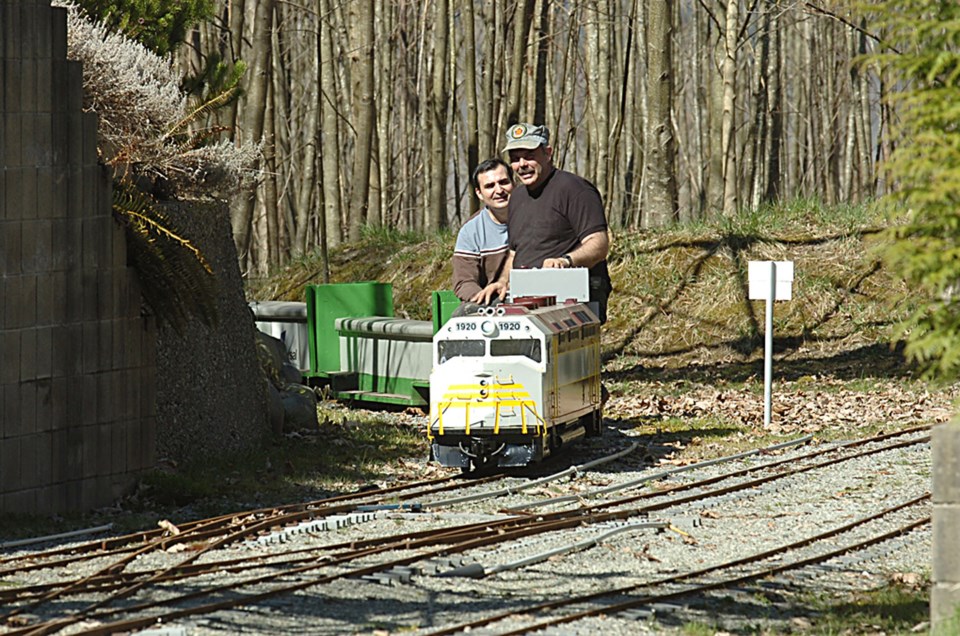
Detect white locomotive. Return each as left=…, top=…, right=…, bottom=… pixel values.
left=429, top=269, right=603, bottom=470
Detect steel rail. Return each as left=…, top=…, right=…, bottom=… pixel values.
left=577, top=430, right=931, bottom=515
left=422, top=442, right=641, bottom=508
left=0, top=472, right=504, bottom=584
left=0, top=445, right=645, bottom=603
left=2, top=476, right=499, bottom=626
left=59, top=490, right=931, bottom=636
left=502, top=514, right=931, bottom=635
left=0, top=525, right=115, bottom=551
left=2, top=429, right=929, bottom=635
left=0, top=473, right=468, bottom=568
left=502, top=434, right=814, bottom=512
left=425, top=493, right=932, bottom=635
left=439, top=520, right=672, bottom=578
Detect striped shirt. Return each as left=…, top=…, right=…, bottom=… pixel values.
left=452, top=208, right=509, bottom=301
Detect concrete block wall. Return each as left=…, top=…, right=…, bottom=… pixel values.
left=932, top=422, right=960, bottom=633
left=0, top=0, right=157, bottom=514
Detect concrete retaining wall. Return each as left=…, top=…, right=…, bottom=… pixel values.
left=155, top=201, right=270, bottom=466
left=0, top=1, right=157, bottom=514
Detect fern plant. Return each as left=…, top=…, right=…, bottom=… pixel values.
left=54, top=2, right=261, bottom=333
left=113, top=179, right=219, bottom=334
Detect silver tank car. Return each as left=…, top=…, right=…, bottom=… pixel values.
left=428, top=295, right=602, bottom=470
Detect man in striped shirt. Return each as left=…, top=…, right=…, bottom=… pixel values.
left=452, top=158, right=515, bottom=307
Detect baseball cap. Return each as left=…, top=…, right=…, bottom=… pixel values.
left=503, top=123, right=550, bottom=152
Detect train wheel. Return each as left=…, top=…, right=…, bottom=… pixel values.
left=582, top=410, right=603, bottom=438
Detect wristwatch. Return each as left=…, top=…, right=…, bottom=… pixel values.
left=561, top=254, right=574, bottom=268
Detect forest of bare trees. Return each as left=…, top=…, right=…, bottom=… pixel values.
left=173, top=0, right=886, bottom=274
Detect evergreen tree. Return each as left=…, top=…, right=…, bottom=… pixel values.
left=869, top=0, right=960, bottom=380
left=76, top=0, right=213, bottom=55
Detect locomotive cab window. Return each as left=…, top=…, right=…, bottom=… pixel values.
left=438, top=339, right=485, bottom=363
left=490, top=338, right=542, bottom=363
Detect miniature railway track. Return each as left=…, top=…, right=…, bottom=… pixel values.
left=0, top=444, right=641, bottom=631
left=0, top=472, right=476, bottom=575
left=0, top=425, right=931, bottom=635
left=0, top=444, right=646, bottom=608
left=426, top=494, right=931, bottom=635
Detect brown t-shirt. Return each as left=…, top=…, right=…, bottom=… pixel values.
left=507, top=168, right=611, bottom=287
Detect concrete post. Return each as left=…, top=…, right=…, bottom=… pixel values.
left=932, top=420, right=960, bottom=633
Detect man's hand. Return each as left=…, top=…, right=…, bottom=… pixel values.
left=543, top=232, right=610, bottom=270
left=470, top=281, right=507, bottom=305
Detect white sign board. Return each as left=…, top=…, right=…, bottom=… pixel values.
left=748, top=261, right=794, bottom=301
left=510, top=268, right=590, bottom=302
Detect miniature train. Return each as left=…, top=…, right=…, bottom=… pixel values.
left=429, top=295, right=603, bottom=471
left=251, top=269, right=604, bottom=470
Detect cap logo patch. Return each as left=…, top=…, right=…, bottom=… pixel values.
left=511, top=125, right=528, bottom=139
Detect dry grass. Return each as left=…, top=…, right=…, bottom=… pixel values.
left=248, top=200, right=918, bottom=379
left=246, top=227, right=456, bottom=321
left=602, top=223, right=904, bottom=373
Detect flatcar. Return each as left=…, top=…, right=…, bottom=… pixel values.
left=428, top=293, right=603, bottom=471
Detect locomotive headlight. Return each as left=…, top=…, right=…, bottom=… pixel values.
left=480, top=320, right=498, bottom=337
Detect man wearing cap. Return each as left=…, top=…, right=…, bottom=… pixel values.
left=451, top=158, right=515, bottom=309
left=480, top=123, right=612, bottom=323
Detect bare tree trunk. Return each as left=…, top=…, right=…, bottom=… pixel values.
left=841, top=25, right=857, bottom=204
left=642, top=0, right=678, bottom=227
left=720, top=0, right=739, bottom=217
left=231, top=0, right=274, bottom=269
left=819, top=21, right=839, bottom=205
left=505, top=0, right=533, bottom=124
left=479, top=0, right=500, bottom=159
left=294, top=40, right=319, bottom=255
left=783, top=19, right=800, bottom=197
left=426, top=0, right=449, bottom=230
left=463, top=0, right=480, bottom=181
left=706, top=28, right=724, bottom=217
left=347, top=0, right=375, bottom=241
left=856, top=21, right=875, bottom=198
left=224, top=0, right=246, bottom=134
left=270, top=11, right=294, bottom=259
left=746, top=3, right=769, bottom=211
left=530, top=0, right=549, bottom=124
left=764, top=8, right=782, bottom=203
left=549, top=3, right=579, bottom=164
left=263, top=77, right=280, bottom=267
left=582, top=0, right=606, bottom=186
left=375, top=0, right=392, bottom=226
left=319, top=0, right=342, bottom=248
left=608, top=0, right=638, bottom=228
left=677, top=0, right=701, bottom=221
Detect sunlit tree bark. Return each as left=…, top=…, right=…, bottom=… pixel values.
left=318, top=0, right=341, bottom=249
left=642, top=0, right=677, bottom=227
left=720, top=0, right=739, bottom=217
left=231, top=0, right=273, bottom=268
left=173, top=0, right=891, bottom=270
left=426, top=0, right=449, bottom=230
left=347, top=0, right=375, bottom=241
left=462, top=0, right=480, bottom=183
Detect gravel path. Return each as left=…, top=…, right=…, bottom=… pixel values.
left=0, top=419, right=939, bottom=636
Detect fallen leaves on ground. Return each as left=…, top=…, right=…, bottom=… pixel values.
left=611, top=378, right=958, bottom=434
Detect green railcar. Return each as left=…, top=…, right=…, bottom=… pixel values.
left=302, top=282, right=459, bottom=406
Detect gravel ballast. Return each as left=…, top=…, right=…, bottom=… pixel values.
left=0, top=412, right=947, bottom=636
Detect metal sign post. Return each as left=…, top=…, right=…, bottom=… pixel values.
left=748, top=261, right=794, bottom=428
